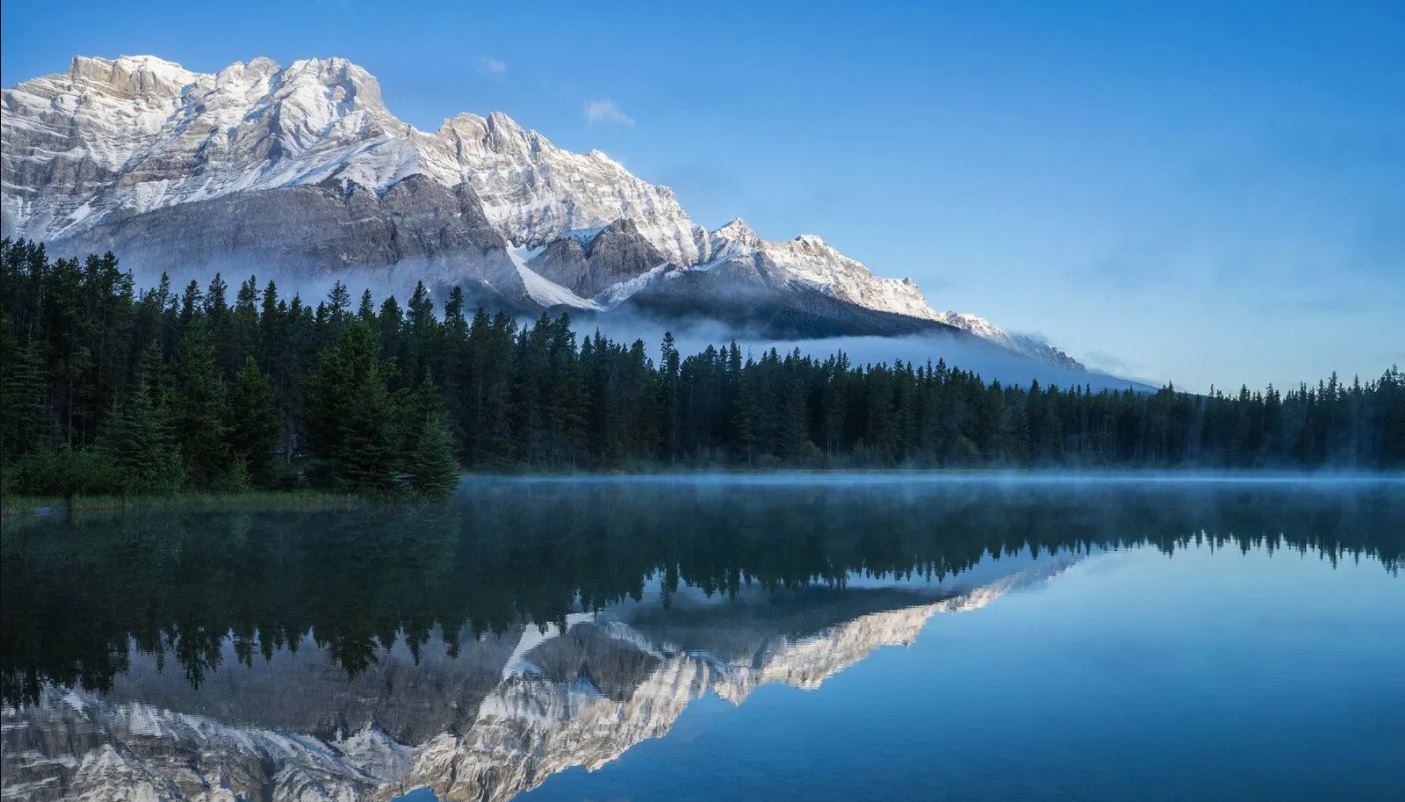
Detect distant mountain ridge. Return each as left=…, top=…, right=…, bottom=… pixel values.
left=1, top=54, right=1082, bottom=368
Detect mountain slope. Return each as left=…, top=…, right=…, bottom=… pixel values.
left=2, top=54, right=1081, bottom=368
left=940, top=311, right=1083, bottom=370
left=1, top=55, right=704, bottom=265
left=527, top=218, right=667, bottom=298
left=701, top=218, right=940, bottom=322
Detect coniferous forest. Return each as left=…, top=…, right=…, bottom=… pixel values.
left=2, top=240, right=1402, bottom=500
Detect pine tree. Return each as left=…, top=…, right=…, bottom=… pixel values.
left=357, top=289, right=376, bottom=323
left=735, top=369, right=760, bottom=465
left=226, top=356, right=279, bottom=483
left=179, top=280, right=202, bottom=326
left=545, top=314, right=587, bottom=465
left=378, top=295, right=403, bottom=363
left=340, top=378, right=398, bottom=492
left=0, top=320, right=49, bottom=467
left=306, top=320, right=398, bottom=492
left=223, top=275, right=261, bottom=375
left=779, top=367, right=812, bottom=461
left=171, top=317, right=232, bottom=488
left=204, top=273, right=229, bottom=321
left=259, top=280, right=282, bottom=364
left=405, top=414, right=460, bottom=500
left=102, top=351, right=183, bottom=494
left=660, top=331, right=681, bottom=461
left=327, top=280, right=351, bottom=324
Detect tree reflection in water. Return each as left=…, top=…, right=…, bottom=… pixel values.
left=4, top=478, right=1399, bottom=707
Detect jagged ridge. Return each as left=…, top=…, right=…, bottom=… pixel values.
left=2, top=54, right=1080, bottom=366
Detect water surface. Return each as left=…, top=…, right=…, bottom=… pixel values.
left=2, top=476, right=1402, bottom=801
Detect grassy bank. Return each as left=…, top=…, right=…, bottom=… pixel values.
left=0, top=489, right=363, bottom=519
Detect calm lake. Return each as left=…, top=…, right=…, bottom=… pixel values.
left=2, top=475, right=1403, bottom=801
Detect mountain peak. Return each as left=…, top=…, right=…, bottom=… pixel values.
left=480, top=110, right=537, bottom=154
left=214, top=57, right=280, bottom=85
left=2, top=52, right=1081, bottom=370
left=65, top=54, right=195, bottom=98
left=279, top=57, right=385, bottom=107
left=713, top=218, right=761, bottom=247
left=69, top=53, right=187, bottom=77
left=486, top=109, right=520, bottom=128
left=941, top=311, right=1006, bottom=338
left=286, top=55, right=358, bottom=71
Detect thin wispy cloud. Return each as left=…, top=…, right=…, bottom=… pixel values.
left=1082, top=349, right=1159, bottom=384
left=584, top=99, right=634, bottom=126
left=478, top=56, right=507, bottom=77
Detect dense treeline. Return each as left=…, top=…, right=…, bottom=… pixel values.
left=2, top=240, right=1402, bottom=498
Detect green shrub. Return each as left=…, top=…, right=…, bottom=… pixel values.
left=12, top=448, right=123, bottom=498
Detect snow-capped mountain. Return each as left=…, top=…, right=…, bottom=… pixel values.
left=1, top=55, right=703, bottom=263
left=940, top=312, right=1083, bottom=370
left=2, top=54, right=1080, bottom=367
left=701, top=218, right=940, bottom=322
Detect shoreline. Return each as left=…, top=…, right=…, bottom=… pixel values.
left=0, top=490, right=363, bottom=520
left=6, top=469, right=1403, bottom=518
left=467, top=469, right=1405, bottom=485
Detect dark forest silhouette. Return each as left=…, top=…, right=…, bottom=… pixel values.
left=3, top=240, right=1403, bottom=500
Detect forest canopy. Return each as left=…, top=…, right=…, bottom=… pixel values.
left=2, top=240, right=1402, bottom=499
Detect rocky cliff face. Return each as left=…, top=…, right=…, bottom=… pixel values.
left=606, top=217, right=959, bottom=338
left=434, top=113, right=708, bottom=265
left=0, top=560, right=1074, bottom=802
left=701, top=219, right=941, bottom=322
left=2, top=54, right=1081, bottom=366
left=526, top=219, right=667, bottom=298
left=1, top=55, right=701, bottom=267
left=53, top=176, right=527, bottom=302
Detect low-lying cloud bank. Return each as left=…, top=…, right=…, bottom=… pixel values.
left=576, top=314, right=1156, bottom=394
left=116, top=262, right=1154, bottom=394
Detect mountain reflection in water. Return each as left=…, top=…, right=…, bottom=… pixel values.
left=2, top=477, right=1401, bottom=802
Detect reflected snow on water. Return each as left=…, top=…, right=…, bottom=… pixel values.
left=3, top=476, right=1402, bottom=801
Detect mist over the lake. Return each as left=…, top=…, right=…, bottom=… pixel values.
left=3, top=4, right=1402, bottom=801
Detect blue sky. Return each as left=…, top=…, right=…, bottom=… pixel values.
left=3, top=0, right=1402, bottom=390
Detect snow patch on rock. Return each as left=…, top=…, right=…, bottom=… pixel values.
left=510, top=247, right=605, bottom=310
